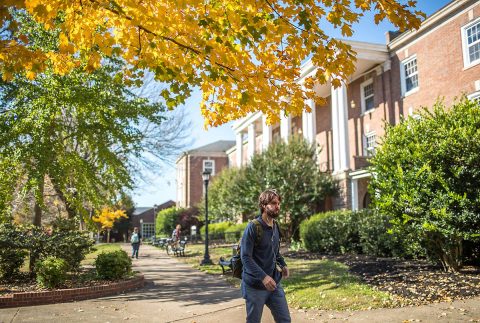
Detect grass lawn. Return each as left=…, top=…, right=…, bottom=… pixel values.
left=175, top=243, right=393, bottom=311
left=82, top=243, right=122, bottom=266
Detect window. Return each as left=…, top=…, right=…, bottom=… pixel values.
left=462, top=18, right=480, bottom=68
left=400, top=56, right=419, bottom=96
left=141, top=223, right=154, bottom=238
left=203, top=159, right=215, bottom=175
left=360, top=79, right=375, bottom=113
left=468, top=91, right=480, bottom=102
left=364, top=132, right=376, bottom=156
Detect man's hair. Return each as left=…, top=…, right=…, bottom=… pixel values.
left=258, top=189, right=281, bottom=213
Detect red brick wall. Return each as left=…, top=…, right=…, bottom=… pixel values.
left=0, top=275, right=144, bottom=308
left=188, top=155, right=230, bottom=207
left=391, top=5, right=480, bottom=119
left=315, top=98, right=333, bottom=172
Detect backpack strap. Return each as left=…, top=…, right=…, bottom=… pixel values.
left=251, top=219, right=264, bottom=246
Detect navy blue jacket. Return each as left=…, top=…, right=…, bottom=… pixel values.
left=240, top=216, right=287, bottom=289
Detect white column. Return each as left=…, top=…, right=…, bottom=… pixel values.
left=236, top=132, right=243, bottom=167
left=280, top=112, right=291, bottom=142
left=331, top=86, right=340, bottom=172
left=331, top=84, right=350, bottom=172
left=262, top=115, right=272, bottom=151
left=302, top=98, right=317, bottom=143
left=351, top=178, right=358, bottom=211
left=247, top=123, right=256, bottom=159
left=338, top=84, right=350, bottom=170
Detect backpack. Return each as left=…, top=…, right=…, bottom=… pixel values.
left=232, top=219, right=278, bottom=279
left=131, top=232, right=140, bottom=243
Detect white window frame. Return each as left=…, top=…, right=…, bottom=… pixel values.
left=360, top=79, right=375, bottom=115
left=203, top=159, right=215, bottom=176
left=461, top=17, right=480, bottom=69
left=363, top=131, right=377, bottom=157
left=400, top=55, right=419, bottom=97
left=468, top=90, right=480, bottom=102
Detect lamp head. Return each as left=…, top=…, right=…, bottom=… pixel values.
left=202, top=170, right=211, bottom=182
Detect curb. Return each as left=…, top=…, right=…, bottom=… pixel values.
left=0, top=274, right=144, bottom=308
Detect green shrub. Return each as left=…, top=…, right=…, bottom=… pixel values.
left=300, top=210, right=362, bottom=254
left=224, top=222, right=248, bottom=243
left=300, top=209, right=425, bottom=257
left=95, top=250, right=132, bottom=280
left=42, top=224, right=94, bottom=271
left=370, top=99, right=480, bottom=271
left=0, top=249, right=27, bottom=280
left=357, top=210, right=406, bottom=257
left=36, top=256, right=69, bottom=288
left=200, top=221, right=233, bottom=240
left=156, top=207, right=180, bottom=236
left=0, top=223, right=29, bottom=280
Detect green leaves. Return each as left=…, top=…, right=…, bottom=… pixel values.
left=0, top=58, right=169, bottom=220
left=370, top=98, right=480, bottom=271
left=205, top=136, right=338, bottom=239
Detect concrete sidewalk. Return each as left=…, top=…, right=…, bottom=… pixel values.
left=0, top=244, right=479, bottom=322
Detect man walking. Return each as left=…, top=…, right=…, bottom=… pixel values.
left=241, top=189, right=291, bottom=323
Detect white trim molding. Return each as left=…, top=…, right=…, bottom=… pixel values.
left=400, top=55, right=419, bottom=97
left=202, top=159, right=215, bottom=176
left=468, top=90, right=480, bottom=101
left=360, top=78, right=375, bottom=115
left=461, top=16, right=480, bottom=69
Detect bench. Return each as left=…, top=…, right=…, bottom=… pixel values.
left=165, top=239, right=187, bottom=257
left=174, top=240, right=187, bottom=257
left=219, top=257, right=233, bottom=274
left=218, top=244, right=239, bottom=274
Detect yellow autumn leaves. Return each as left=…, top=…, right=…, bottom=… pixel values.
left=93, top=207, right=127, bottom=230
left=1, top=0, right=425, bottom=126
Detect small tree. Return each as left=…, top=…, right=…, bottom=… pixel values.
left=204, top=136, right=338, bottom=240
left=92, top=208, right=127, bottom=243
left=156, top=207, right=199, bottom=237
left=206, top=167, right=250, bottom=222
left=370, top=99, right=480, bottom=271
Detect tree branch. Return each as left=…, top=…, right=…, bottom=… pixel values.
left=89, top=0, right=236, bottom=73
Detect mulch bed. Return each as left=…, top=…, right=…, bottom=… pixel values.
left=0, top=268, right=117, bottom=295
left=285, top=251, right=480, bottom=307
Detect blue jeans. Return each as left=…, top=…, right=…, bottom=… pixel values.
left=241, top=282, right=291, bottom=323
left=131, top=243, right=140, bottom=258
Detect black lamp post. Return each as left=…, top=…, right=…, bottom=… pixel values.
left=153, top=204, right=158, bottom=243
left=200, top=170, right=213, bottom=265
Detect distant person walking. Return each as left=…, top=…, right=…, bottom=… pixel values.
left=131, top=227, right=142, bottom=259
left=241, top=189, right=291, bottom=323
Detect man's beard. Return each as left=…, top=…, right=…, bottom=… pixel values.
left=266, top=208, right=280, bottom=218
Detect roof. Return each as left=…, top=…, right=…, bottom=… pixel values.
left=185, top=140, right=236, bottom=154
left=132, top=207, right=150, bottom=216
left=388, top=0, right=476, bottom=50
left=133, top=200, right=176, bottom=216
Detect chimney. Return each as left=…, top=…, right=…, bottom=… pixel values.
left=385, top=30, right=402, bottom=44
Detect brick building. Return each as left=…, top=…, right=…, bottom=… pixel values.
left=228, top=0, right=480, bottom=211
left=176, top=140, right=235, bottom=208
left=131, top=200, right=176, bottom=239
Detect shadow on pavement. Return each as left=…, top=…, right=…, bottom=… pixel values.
left=97, top=244, right=242, bottom=306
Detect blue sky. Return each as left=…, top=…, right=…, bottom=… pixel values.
left=132, top=0, right=452, bottom=208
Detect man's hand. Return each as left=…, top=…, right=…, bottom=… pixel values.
left=262, top=275, right=277, bottom=291
left=282, top=266, right=289, bottom=279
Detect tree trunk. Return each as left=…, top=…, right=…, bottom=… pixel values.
left=107, top=229, right=111, bottom=243
left=33, top=201, right=42, bottom=227
left=33, top=176, right=45, bottom=227
left=50, top=178, right=76, bottom=219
